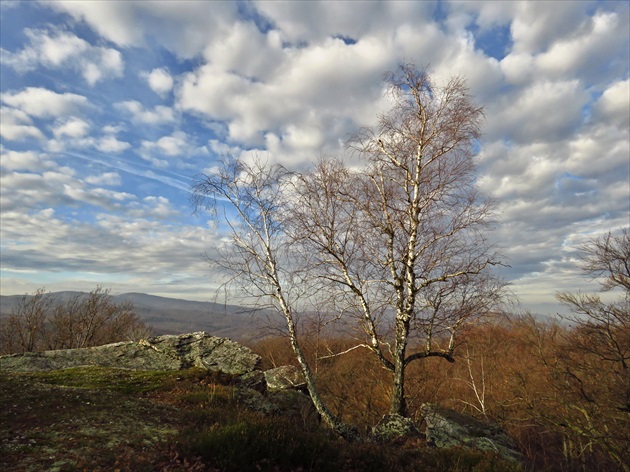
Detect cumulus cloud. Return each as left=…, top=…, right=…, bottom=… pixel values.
left=95, top=135, right=131, bottom=153
left=485, top=80, right=588, bottom=143
left=144, top=68, right=174, bottom=97
left=1, top=28, right=124, bottom=85
left=47, top=0, right=240, bottom=58
left=114, top=100, right=175, bottom=125
left=138, top=131, right=208, bottom=168
left=85, top=172, right=122, bottom=186
left=593, top=79, right=630, bottom=129
left=1, top=87, right=90, bottom=118
left=0, top=168, right=134, bottom=214
left=0, top=107, right=45, bottom=141
left=0, top=149, right=55, bottom=171
left=52, top=117, right=90, bottom=139
left=1, top=208, right=214, bottom=285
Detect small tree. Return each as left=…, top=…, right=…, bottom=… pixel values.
left=192, top=158, right=358, bottom=440
left=552, top=229, right=630, bottom=470
left=0, top=286, right=150, bottom=354
left=0, top=288, right=53, bottom=354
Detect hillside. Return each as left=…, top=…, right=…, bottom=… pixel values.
left=0, top=365, right=522, bottom=472
left=0, top=292, right=280, bottom=342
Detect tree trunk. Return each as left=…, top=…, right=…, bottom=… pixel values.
left=390, top=320, right=409, bottom=416
left=288, top=322, right=359, bottom=441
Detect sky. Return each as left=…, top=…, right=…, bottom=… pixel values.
left=0, top=1, right=628, bottom=315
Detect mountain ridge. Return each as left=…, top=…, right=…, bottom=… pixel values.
left=0, top=291, right=276, bottom=341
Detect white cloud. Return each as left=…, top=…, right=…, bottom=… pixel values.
left=52, top=117, right=90, bottom=139
left=96, top=135, right=131, bottom=153
left=0, top=149, right=55, bottom=171
left=144, top=68, right=174, bottom=97
left=0, top=168, right=134, bottom=214
left=1, top=87, right=90, bottom=118
left=85, top=172, right=122, bottom=186
left=48, top=1, right=240, bottom=58
left=509, top=1, right=593, bottom=54
left=485, top=80, right=588, bottom=143
left=1, top=28, right=124, bottom=86
left=535, top=10, right=629, bottom=83
left=178, top=34, right=392, bottom=156
left=593, top=79, right=630, bottom=129
left=253, top=0, right=435, bottom=43
left=114, top=100, right=175, bottom=124
left=0, top=208, right=214, bottom=286
left=139, top=131, right=208, bottom=167
left=0, top=107, right=45, bottom=141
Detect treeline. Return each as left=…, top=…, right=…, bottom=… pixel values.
left=0, top=286, right=151, bottom=354
left=252, top=311, right=629, bottom=471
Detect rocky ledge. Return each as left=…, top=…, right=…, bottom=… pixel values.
left=0, top=332, right=261, bottom=376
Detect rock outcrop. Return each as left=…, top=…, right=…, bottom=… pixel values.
left=421, top=403, right=523, bottom=463
left=263, top=365, right=306, bottom=391
left=371, top=414, right=420, bottom=442
left=0, top=332, right=261, bottom=376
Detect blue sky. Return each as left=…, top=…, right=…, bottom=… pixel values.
left=1, top=1, right=628, bottom=315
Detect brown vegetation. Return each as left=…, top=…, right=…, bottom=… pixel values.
left=248, top=229, right=629, bottom=471
left=0, top=286, right=151, bottom=355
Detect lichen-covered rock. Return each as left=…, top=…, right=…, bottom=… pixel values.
left=371, top=414, right=420, bottom=442
left=0, top=332, right=261, bottom=376
left=421, top=403, right=523, bottom=464
left=263, top=365, right=306, bottom=391
left=142, top=332, right=261, bottom=375
left=234, top=387, right=320, bottom=429
left=235, top=370, right=267, bottom=393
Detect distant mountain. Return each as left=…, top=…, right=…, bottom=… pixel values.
left=0, top=291, right=281, bottom=342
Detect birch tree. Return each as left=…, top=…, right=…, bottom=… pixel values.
left=290, top=65, right=504, bottom=416
left=193, top=64, right=504, bottom=431
left=191, top=158, right=359, bottom=440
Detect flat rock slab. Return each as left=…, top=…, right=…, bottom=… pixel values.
left=0, top=332, right=261, bottom=376
left=263, top=365, right=306, bottom=391
left=422, top=403, right=523, bottom=464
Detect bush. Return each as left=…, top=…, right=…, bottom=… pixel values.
left=0, top=286, right=151, bottom=354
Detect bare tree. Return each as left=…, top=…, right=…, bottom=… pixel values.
left=0, top=288, right=53, bottom=354
left=552, top=228, right=630, bottom=470
left=49, top=286, right=149, bottom=349
left=192, top=65, right=504, bottom=433
left=0, top=286, right=150, bottom=354
left=191, top=157, right=359, bottom=440
left=290, top=65, right=504, bottom=416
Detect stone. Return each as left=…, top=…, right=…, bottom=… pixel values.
left=263, top=365, right=306, bottom=391
left=235, top=370, right=267, bottom=393
left=234, top=387, right=320, bottom=429
left=371, top=414, right=420, bottom=442
left=421, top=403, right=523, bottom=464
left=0, top=332, right=261, bottom=376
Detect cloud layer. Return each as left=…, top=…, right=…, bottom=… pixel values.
left=1, top=1, right=628, bottom=312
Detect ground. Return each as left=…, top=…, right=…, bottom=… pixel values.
left=0, top=366, right=521, bottom=472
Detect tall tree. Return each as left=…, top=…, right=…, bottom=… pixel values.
left=193, top=65, right=504, bottom=434
left=291, top=65, right=504, bottom=416
left=191, top=158, right=359, bottom=440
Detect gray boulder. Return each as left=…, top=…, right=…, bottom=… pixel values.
left=235, top=387, right=320, bottom=429
left=371, top=414, right=420, bottom=442
left=0, top=332, right=261, bottom=376
left=421, top=403, right=523, bottom=463
left=235, top=370, right=267, bottom=393
left=263, top=365, right=306, bottom=391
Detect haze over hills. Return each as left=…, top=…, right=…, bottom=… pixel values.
left=0, top=292, right=279, bottom=342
